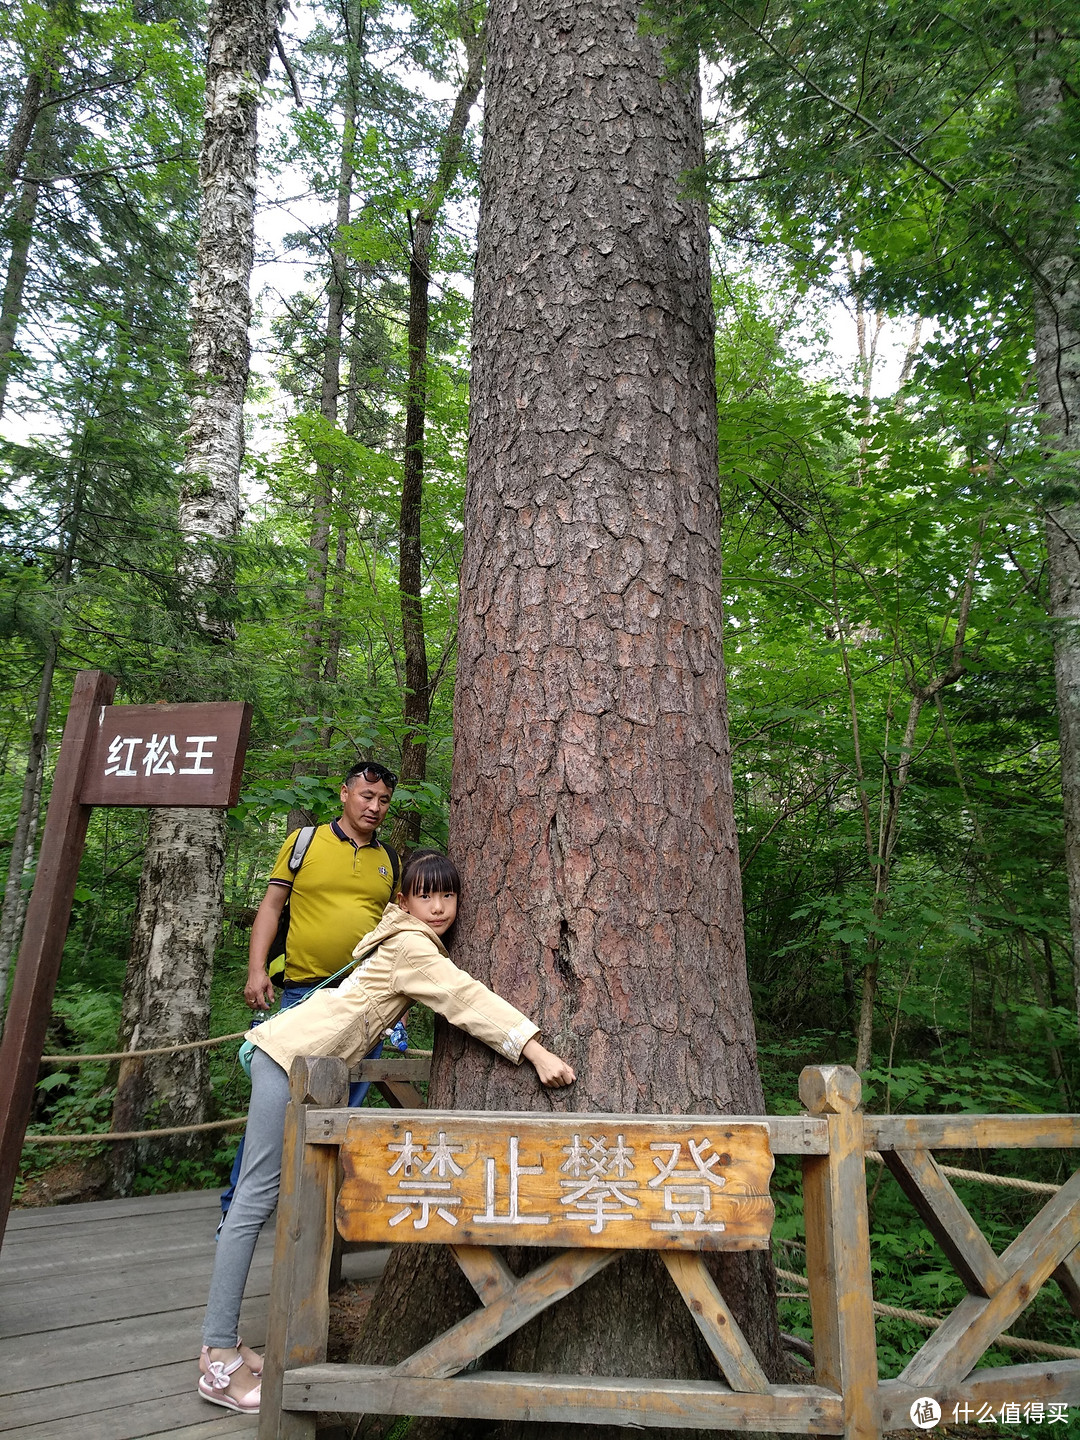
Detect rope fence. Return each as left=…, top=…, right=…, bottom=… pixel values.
left=22, top=1054, right=1067, bottom=1206
left=38, top=1037, right=435, bottom=1065
left=39, top=1032, right=248, bottom=1062
left=23, top=1044, right=436, bottom=1144
left=23, top=1117, right=248, bottom=1144
left=865, top=1148, right=1061, bottom=1197
left=774, top=1266, right=1080, bottom=1362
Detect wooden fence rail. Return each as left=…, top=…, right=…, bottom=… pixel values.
left=256, top=1059, right=1080, bottom=1440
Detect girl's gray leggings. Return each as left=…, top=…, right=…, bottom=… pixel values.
left=202, top=1047, right=291, bottom=1348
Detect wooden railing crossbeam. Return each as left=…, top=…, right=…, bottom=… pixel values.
left=1054, top=1250, right=1080, bottom=1320
left=878, top=1361, right=1080, bottom=1427
left=660, top=1251, right=770, bottom=1394
left=390, top=1246, right=620, bottom=1380
left=900, top=1162, right=1080, bottom=1389
left=351, top=1058, right=432, bottom=1084
left=882, top=1149, right=1006, bottom=1298
left=260, top=1063, right=1080, bottom=1440
left=451, top=1243, right=517, bottom=1306
left=303, top=1107, right=830, bottom=1153
left=868, top=1114, right=1080, bottom=1151
left=373, top=1077, right=426, bottom=1109
left=280, top=1365, right=846, bottom=1433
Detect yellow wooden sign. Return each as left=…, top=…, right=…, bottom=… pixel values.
left=336, top=1112, right=774, bottom=1251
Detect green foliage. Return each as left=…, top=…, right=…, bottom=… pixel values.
left=3, top=0, right=477, bottom=1213
left=19, top=985, right=124, bottom=1192
left=2, top=0, right=1075, bottom=1377
left=131, top=1137, right=242, bottom=1196
left=715, top=250, right=1079, bottom=1367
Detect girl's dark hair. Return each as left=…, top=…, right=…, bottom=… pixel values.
left=400, top=849, right=461, bottom=898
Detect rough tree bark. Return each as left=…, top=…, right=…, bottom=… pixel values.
left=1019, top=28, right=1080, bottom=1037
left=321, top=522, right=348, bottom=690
left=1, top=71, right=46, bottom=204
left=112, top=0, right=285, bottom=1189
left=353, top=0, right=783, bottom=1432
left=394, top=5, right=485, bottom=850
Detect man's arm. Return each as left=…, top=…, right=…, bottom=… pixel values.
left=245, top=883, right=290, bottom=1009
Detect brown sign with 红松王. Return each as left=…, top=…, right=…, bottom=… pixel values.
left=334, top=1112, right=774, bottom=1251
left=80, top=701, right=252, bottom=808
left=0, top=678, right=255, bottom=1251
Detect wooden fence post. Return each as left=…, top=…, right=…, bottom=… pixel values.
left=800, top=1064, right=879, bottom=1440
left=259, top=1055, right=350, bottom=1440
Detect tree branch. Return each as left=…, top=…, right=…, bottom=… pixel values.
left=274, top=32, right=304, bottom=106
left=710, top=0, right=1055, bottom=299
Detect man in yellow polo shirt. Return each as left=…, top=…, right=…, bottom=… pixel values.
left=219, top=761, right=399, bottom=1226
left=244, top=760, right=398, bottom=1009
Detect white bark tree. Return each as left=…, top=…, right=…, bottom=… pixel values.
left=112, top=0, right=287, bottom=1187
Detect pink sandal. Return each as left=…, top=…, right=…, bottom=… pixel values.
left=200, top=1338, right=262, bottom=1377
left=198, top=1353, right=261, bottom=1413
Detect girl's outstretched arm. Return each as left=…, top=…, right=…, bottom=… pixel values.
left=522, top=1037, right=575, bottom=1087
left=387, top=931, right=575, bottom=1080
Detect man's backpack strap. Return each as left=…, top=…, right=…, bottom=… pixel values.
left=289, top=824, right=318, bottom=871
left=382, top=840, right=400, bottom=896
left=267, top=825, right=319, bottom=969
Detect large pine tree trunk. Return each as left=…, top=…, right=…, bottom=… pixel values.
left=1019, top=29, right=1080, bottom=1034
left=111, top=0, right=284, bottom=1186
left=354, top=0, right=783, bottom=1431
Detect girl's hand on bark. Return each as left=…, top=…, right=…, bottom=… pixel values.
left=523, top=1038, right=575, bottom=1087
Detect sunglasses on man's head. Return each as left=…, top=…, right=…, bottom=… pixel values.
left=355, top=763, right=398, bottom=788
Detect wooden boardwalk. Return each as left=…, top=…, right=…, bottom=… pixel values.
left=0, top=1190, right=269, bottom=1439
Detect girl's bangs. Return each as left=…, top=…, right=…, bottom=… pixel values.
left=403, top=851, right=461, bottom=896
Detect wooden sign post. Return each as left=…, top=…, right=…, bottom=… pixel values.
left=0, top=671, right=251, bottom=1245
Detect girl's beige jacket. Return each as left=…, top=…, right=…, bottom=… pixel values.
left=246, top=903, right=539, bottom=1075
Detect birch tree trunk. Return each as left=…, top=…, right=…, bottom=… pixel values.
left=1019, top=29, right=1080, bottom=1036
left=112, top=0, right=284, bottom=1188
left=354, top=0, right=784, bottom=1427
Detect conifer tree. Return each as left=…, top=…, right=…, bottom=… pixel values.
left=353, top=0, right=784, bottom=1420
